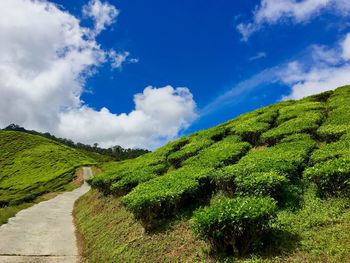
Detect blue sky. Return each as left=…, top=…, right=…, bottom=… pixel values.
left=55, top=0, right=350, bottom=131
left=1, top=0, right=350, bottom=148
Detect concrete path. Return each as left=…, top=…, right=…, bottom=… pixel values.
left=0, top=167, right=93, bottom=263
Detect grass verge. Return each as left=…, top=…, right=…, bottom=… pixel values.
left=74, top=186, right=350, bottom=263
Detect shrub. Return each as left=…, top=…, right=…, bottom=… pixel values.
left=261, top=111, right=324, bottom=144
left=317, top=124, right=350, bottom=142
left=191, top=197, right=277, bottom=256
left=182, top=136, right=250, bottom=168
left=110, top=163, right=168, bottom=195
left=167, top=127, right=230, bottom=168
left=89, top=153, right=170, bottom=195
left=310, top=139, right=350, bottom=164
left=122, top=165, right=214, bottom=230
left=167, top=138, right=213, bottom=168
left=216, top=136, right=316, bottom=191
left=304, top=90, right=333, bottom=103
left=223, top=106, right=282, bottom=145
left=276, top=101, right=325, bottom=125
left=235, top=172, right=288, bottom=202
left=304, top=158, right=350, bottom=198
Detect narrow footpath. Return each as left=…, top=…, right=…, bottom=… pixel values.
left=0, top=167, right=93, bottom=263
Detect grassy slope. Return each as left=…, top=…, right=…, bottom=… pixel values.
left=75, top=188, right=350, bottom=263
left=75, top=86, right=350, bottom=262
left=0, top=130, right=95, bottom=224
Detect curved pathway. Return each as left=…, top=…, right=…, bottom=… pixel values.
left=0, top=167, right=93, bottom=263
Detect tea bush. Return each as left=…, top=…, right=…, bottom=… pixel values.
left=235, top=172, right=288, bottom=201
left=191, top=196, right=277, bottom=256
left=310, top=138, right=350, bottom=164
left=276, top=101, right=325, bottom=125
left=182, top=136, right=250, bottom=168
left=261, top=111, right=324, bottom=144
left=122, top=138, right=251, bottom=229
left=216, top=135, right=316, bottom=191
left=122, top=165, right=214, bottom=230
left=304, top=158, right=350, bottom=197
left=167, top=126, right=228, bottom=168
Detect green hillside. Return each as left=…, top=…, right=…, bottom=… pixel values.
left=0, top=130, right=96, bottom=223
left=75, top=86, right=350, bottom=262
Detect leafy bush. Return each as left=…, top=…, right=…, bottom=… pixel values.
left=317, top=124, right=350, bottom=142
left=89, top=152, right=170, bottom=195
left=304, top=158, right=350, bottom=197
left=316, top=88, right=350, bottom=141
left=110, top=163, right=168, bottom=195
left=216, top=136, right=316, bottom=192
left=191, top=197, right=277, bottom=256
left=276, top=101, right=325, bottom=125
left=310, top=138, right=350, bottom=164
left=225, top=107, right=280, bottom=145
left=167, top=137, right=214, bottom=168
left=183, top=136, right=250, bottom=168
left=235, top=172, right=288, bottom=201
left=122, top=165, right=214, bottom=230
left=261, top=111, right=324, bottom=145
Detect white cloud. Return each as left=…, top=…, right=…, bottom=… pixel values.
left=83, top=0, right=119, bottom=36
left=109, top=50, right=139, bottom=69
left=342, top=33, right=350, bottom=60
left=0, top=0, right=197, bottom=149
left=281, top=32, right=350, bottom=100
left=249, top=52, right=267, bottom=61
left=58, top=86, right=197, bottom=149
left=238, top=0, right=350, bottom=41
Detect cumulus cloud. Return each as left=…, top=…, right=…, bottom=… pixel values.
left=281, top=32, right=350, bottom=100
left=83, top=0, right=119, bottom=36
left=58, top=86, right=197, bottom=149
left=0, top=0, right=197, bottom=149
left=238, top=0, right=350, bottom=41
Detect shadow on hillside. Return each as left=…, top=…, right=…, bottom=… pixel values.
left=212, top=229, right=300, bottom=262
left=257, top=228, right=300, bottom=258
left=145, top=196, right=212, bottom=235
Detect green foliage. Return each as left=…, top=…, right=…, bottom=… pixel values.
left=310, top=138, right=350, bottom=164
left=166, top=128, right=225, bottom=168
left=191, top=197, right=277, bottom=256
left=304, top=158, right=350, bottom=197
left=235, top=172, right=288, bottom=201
left=317, top=87, right=350, bottom=141
left=122, top=165, right=213, bottom=230
left=216, top=136, right=316, bottom=191
left=0, top=131, right=95, bottom=206
left=224, top=106, right=280, bottom=144
left=261, top=111, right=324, bottom=144
left=276, top=101, right=325, bottom=124
left=88, top=152, right=169, bottom=195
left=122, top=137, right=252, bottom=229
left=183, top=136, right=251, bottom=168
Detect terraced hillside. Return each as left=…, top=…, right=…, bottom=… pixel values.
left=77, top=86, right=350, bottom=261
left=0, top=130, right=96, bottom=223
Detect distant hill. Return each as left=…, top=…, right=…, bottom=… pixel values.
left=0, top=130, right=96, bottom=208
left=77, top=85, right=350, bottom=261
left=2, top=124, right=149, bottom=161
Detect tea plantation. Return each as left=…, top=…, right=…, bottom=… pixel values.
left=76, top=85, right=350, bottom=261
left=0, top=130, right=96, bottom=223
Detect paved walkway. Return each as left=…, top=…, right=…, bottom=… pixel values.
left=0, top=167, right=92, bottom=263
